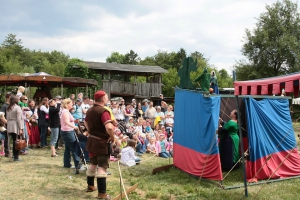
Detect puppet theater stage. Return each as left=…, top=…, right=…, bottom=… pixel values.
left=173, top=88, right=300, bottom=197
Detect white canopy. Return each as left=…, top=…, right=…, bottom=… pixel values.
left=292, top=98, right=300, bottom=105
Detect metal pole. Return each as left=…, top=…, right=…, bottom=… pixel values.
left=235, top=95, right=248, bottom=197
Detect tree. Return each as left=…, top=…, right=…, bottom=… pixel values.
left=65, top=58, right=89, bottom=78
left=172, top=48, right=187, bottom=71
left=106, top=52, right=125, bottom=64
left=139, top=56, right=156, bottom=66
left=217, top=69, right=233, bottom=88
left=162, top=68, right=180, bottom=97
left=124, top=50, right=140, bottom=65
left=240, top=0, right=300, bottom=79
left=1, top=34, right=24, bottom=60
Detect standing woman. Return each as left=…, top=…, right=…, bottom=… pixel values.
left=6, top=95, right=24, bottom=161
left=135, top=103, right=143, bottom=120
left=49, top=99, right=61, bottom=157
left=60, top=99, right=80, bottom=174
left=38, top=98, right=49, bottom=148
left=219, top=109, right=239, bottom=169
left=28, top=99, right=40, bottom=148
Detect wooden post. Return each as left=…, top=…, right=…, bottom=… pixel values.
left=85, top=85, right=88, bottom=97
left=158, top=74, right=162, bottom=96
left=61, top=84, right=63, bottom=97
left=25, top=82, right=27, bottom=96
left=134, top=74, right=137, bottom=95
left=28, top=84, right=31, bottom=99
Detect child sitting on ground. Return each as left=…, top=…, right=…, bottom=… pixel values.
left=147, top=138, right=156, bottom=154
left=155, top=133, right=170, bottom=158
left=111, top=139, right=122, bottom=158
left=120, top=135, right=129, bottom=149
left=145, top=121, right=152, bottom=133
left=143, top=133, right=150, bottom=152
left=120, top=139, right=141, bottom=167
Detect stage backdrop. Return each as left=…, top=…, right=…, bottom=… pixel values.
left=174, top=89, right=222, bottom=180
left=245, top=97, right=300, bottom=181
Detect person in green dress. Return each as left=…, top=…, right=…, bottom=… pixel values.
left=219, top=109, right=240, bottom=164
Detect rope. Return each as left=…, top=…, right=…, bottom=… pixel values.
left=141, top=154, right=157, bottom=162
left=240, top=119, right=298, bottom=195
left=251, top=142, right=300, bottom=200
left=117, top=161, right=129, bottom=200
left=222, top=149, right=249, bottom=181
left=221, top=97, right=230, bottom=119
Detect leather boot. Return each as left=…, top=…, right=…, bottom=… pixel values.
left=86, top=185, right=97, bottom=192
left=97, top=193, right=111, bottom=199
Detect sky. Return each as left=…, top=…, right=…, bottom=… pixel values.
left=0, top=0, right=283, bottom=73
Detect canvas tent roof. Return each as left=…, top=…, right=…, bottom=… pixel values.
left=234, top=72, right=300, bottom=97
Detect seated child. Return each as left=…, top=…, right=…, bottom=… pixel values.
left=111, top=139, right=122, bottom=158
left=143, top=133, right=150, bottom=152
left=169, top=133, right=174, bottom=156
left=120, top=135, right=129, bottom=149
left=145, top=121, right=152, bottom=133
left=155, top=133, right=170, bottom=158
left=146, top=138, right=156, bottom=154
left=132, top=132, right=143, bottom=155
left=120, top=139, right=141, bottom=167
left=126, top=117, right=134, bottom=128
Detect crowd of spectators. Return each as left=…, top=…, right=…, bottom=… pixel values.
left=0, top=89, right=174, bottom=169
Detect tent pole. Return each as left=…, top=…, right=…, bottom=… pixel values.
left=235, top=95, right=248, bottom=197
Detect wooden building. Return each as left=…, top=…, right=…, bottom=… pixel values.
left=81, top=61, right=168, bottom=99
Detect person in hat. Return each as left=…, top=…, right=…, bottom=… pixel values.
left=84, top=90, right=115, bottom=199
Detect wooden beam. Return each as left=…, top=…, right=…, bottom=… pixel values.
left=152, top=164, right=174, bottom=174
left=112, top=183, right=138, bottom=200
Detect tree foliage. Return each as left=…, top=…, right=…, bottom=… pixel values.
left=238, top=0, right=300, bottom=80
left=0, top=33, right=234, bottom=98
left=106, top=52, right=125, bottom=64
left=65, top=58, right=88, bottom=78
left=0, top=34, right=69, bottom=76
left=162, top=68, right=180, bottom=97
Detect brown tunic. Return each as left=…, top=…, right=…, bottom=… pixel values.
left=86, top=104, right=110, bottom=155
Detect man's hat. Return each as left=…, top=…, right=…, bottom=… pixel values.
left=55, top=95, right=62, bottom=99
left=94, top=90, right=106, bottom=100
left=76, top=99, right=82, bottom=103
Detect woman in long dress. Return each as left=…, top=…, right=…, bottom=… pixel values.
left=28, top=100, right=40, bottom=148
left=219, top=109, right=239, bottom=169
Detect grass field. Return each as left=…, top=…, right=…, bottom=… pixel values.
left=1, top=126, right=300, bottom=200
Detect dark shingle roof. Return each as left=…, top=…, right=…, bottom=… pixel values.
left=81, top=61, right=168, bottom=74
